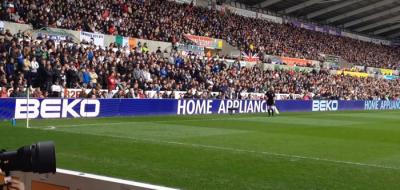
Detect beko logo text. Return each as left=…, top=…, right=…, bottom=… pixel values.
left=312, top=100, right=338, bottom=111
left=15, top=99, right=100, bottom=119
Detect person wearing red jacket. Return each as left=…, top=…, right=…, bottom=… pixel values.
left=108, top=24, right=116, bottom=35
left=107, top=72, right=117, bottom=91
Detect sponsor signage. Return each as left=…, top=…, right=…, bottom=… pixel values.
left=0, top=99, right=398, bottom=120
left=177, top=99, right=268, bottom=115
left=14, top=99, right=100, bottom=119
left=312, top=100, right=338, bottom=112
left=364, top=100, right=400, bottom=110
left=63, top=89, right=113, bottom=98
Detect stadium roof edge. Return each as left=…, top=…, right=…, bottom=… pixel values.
left=224, top=0, right=400, bottom=41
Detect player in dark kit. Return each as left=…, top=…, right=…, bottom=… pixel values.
left=266, top=88, right=275, bottom=117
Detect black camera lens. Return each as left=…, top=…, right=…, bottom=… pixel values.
left=0, top=141, right=56, bottom=174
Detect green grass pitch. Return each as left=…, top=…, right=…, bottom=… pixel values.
left=1, top=111, right=400, bottom=190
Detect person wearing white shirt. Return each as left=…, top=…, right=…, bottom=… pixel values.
left=106, top=89, right=114, bottom=99
left=30, top=57, right=40, bottom=87
left=51, top=81, right=62, bottom=97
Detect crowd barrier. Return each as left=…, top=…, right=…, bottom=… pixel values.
left=1, top=99, right=400, bottom=120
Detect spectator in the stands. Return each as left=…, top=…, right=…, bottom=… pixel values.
left=10, top=86, right=26, bottom=97
left=0, top=87, right=8, bottom=98
left=0, top=17, right=399, bottom=100
left=43, top=64, right=54, bottom=93
left=107, top=71, right=117, bottom=91
left=50, top=80, right=62, bottom=97
left=3, top=0, right=391, bottom=69
left=81, top=68, right=91, bottom=87
left=89, top=68, right=98, bottom=88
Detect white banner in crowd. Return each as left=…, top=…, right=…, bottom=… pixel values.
left=215, top=5, right=281, bottom=24
left=80, top=31, right=105, bottom=47
left=342, top=31, right=391, bottom=46
left=257, top=13, right=283, bottom=24
left=0, top=21, right=4, bottom=32
left=227, top=6, right=257, bottom=18
left=38, top=32, right=67, bottom=43
left=173, top=0, right=196, bottom=5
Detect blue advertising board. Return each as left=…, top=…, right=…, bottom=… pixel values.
left=0, top=99, right=399, bottom=120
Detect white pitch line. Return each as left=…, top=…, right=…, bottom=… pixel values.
left=31, top=126, right=400, bottom=171
left=56, top=168, right=178, bottom=190
left=164, top=141, right=400, bottom=171
left=30, top=117, right=239, bottom=128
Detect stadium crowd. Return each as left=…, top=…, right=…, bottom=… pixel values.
left=0, top=30, right=400, bottom=100
left=1, top=0, right=400, bottom=69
